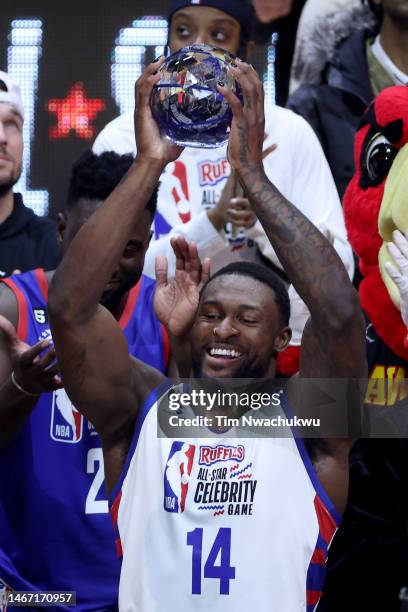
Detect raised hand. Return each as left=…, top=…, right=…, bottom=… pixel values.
left=217, top=59, right=265, bottom=172
left=154, top=237, right=210, bottom=337
left=0, top=315, right=62, bottom=396
left=134, top=57, right=184, bottom=165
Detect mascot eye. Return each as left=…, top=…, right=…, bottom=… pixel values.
left=365, top=134, right=397, bottom=184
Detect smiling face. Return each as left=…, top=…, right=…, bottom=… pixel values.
left=0, top=103, right=23, bottom=195
left=190, top=274, right=291, bottom=379
left=169, top=6, right=243, bottom=55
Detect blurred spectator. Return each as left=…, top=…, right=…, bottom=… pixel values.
left=290, top=0, right=362, bottom=93
left=252, top=0, right=306, bottom=105
left=287, top=1, right=404, bottom=199
left=0, top=71, right=60, bottom=278
left=252, top=0, right=294, bottom=22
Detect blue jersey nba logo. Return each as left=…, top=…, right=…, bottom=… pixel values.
left=164, top=442, right=196, bottom=513
left=0, top=269, right=170, bottom=611
left=50, top=389, right=83, bottom=443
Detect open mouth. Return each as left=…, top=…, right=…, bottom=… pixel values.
left=208, top=347, right=242, bottom=359
left=204, top=345, right=244, bottom=368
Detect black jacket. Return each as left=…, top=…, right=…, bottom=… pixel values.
left=287, top=29, right=375, bottom=199
left=0, top=194, right=60, bottom=277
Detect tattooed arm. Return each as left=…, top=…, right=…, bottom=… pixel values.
left=220, top=61, right=366, bottom=379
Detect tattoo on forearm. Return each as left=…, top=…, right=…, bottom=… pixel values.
left=241, top=168, right=346, bottom=298
left=238, top=123, right=250, bottom=165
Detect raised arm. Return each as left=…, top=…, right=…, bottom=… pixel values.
left=220, top=61, right=366, bottom=378
left=48, top=58, right=183, bottom=465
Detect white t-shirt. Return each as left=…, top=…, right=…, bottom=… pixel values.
left=93, top=104, right=354, bottom=345
left=372, top=35, right=408, bottom=86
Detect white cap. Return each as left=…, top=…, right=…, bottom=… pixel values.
left=0, top=71, right=24, bottom=121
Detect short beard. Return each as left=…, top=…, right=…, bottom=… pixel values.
left=0, top=165, right=21, bottom=197
left=0, top=177, right=18, bottom=197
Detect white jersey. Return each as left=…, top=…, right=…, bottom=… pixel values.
left=110, top=388, right=339, bottom=612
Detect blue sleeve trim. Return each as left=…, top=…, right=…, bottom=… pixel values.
left=109, top=380, right=173, bottom=507
left=281, top=395, right=342, bottom=526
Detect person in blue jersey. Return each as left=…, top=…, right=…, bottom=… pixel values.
left=48, top=59, right=367, bottom=611
left=0, top=150, right=170, bottom=611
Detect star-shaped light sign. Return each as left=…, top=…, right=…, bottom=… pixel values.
left=47, top=82, right=106, bottom=140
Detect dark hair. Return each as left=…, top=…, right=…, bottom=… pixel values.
left=201, top=261, right=290, bottom=326
left=363, top=0, right=383, bottom=19
left=67, top=150, right=158, bottom=217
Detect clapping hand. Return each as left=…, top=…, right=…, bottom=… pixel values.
left=154, top=237, right=210, bottom=338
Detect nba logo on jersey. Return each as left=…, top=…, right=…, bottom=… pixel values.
left=164, top=442, right=195, bottom=513
left=50, top=389, right=83, bottom=443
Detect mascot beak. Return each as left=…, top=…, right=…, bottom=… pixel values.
left=378, top=142, right=408, bottom=310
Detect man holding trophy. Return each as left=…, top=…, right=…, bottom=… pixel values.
left=48, top=41, right=366, bottom=610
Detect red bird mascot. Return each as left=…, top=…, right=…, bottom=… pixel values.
left=320, top=86, right=408, bottom=612
left=345, top=85, right=408, bottom=374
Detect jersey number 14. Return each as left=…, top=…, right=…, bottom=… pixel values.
left=187, top=528, right=236, bottom=595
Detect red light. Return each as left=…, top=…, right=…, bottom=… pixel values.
left=47, top=82, right=106, bottom=140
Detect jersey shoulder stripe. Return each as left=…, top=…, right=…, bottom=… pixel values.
left=109, top=382, right=173, bottom=559
left=109, top=381, right=173, bottom=508
left=118, top=280, right=141, bottom=330
left=281, top=395, right=341, bottom=527
left=32, top=268, right=48, bottom=301
left=1, top=277, right=30, bottom=340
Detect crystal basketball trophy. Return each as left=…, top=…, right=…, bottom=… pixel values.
left=150, top=44, right=242, bottom=148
